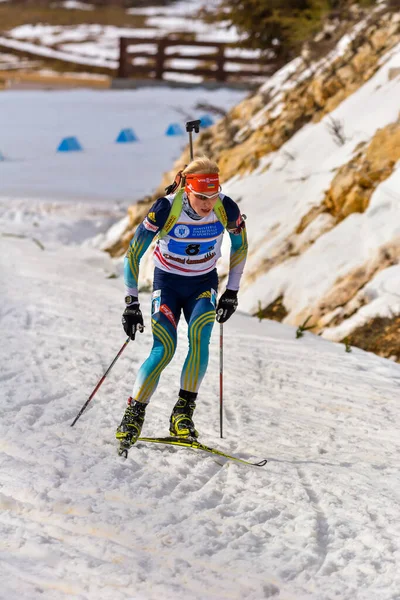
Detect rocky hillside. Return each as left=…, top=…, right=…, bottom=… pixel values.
left=106, top=4, right=400, bottom=362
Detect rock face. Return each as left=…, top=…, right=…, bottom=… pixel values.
left=186, top=9, right=400, bottom=183
left=324, top=119, right=400, bottom=221
left=106, top=6, right=400, bottom=361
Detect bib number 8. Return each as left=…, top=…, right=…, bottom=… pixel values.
left=185, top=244, right=200, bottom=256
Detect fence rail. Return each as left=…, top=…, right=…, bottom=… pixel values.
left=117, top=37, right=279, bottom=83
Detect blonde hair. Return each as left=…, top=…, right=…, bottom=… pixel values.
left=182, top=156, right=219, bottom=175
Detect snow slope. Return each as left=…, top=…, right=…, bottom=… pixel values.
left=1, top=231, right=400, bottom=600
left=220, top=40, right=400, bottom=334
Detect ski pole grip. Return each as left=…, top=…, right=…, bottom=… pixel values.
left=186, top=119, right=201, bottom=133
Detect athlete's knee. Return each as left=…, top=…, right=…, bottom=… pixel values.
left=188, top=315, right=214, bottom=350
left=152, top=322, right=177, bottom=362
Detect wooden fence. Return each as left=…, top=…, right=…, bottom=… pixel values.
left=117, top=37, right=279, bottom=83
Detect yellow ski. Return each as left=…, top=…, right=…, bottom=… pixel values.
left=137, top=436, right=267, bottom=467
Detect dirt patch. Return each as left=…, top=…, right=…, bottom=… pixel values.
left=345, top=315, right=400, bottom=362
left=254, top=296, right=288, bottom=322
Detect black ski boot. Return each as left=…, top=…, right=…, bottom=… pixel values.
left=169, top=390, right=198, bottom=439
left=116, top=398, right=146, bottom=448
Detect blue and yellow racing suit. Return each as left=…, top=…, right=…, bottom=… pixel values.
left=124, top=191, right=247, bottom=403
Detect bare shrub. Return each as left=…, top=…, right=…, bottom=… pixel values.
left=326, top=116, right=347, bottom=146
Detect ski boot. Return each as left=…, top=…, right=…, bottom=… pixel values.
left=169, top=390, right=198, bottom=439
left=116, top=398, right=146, bottom=456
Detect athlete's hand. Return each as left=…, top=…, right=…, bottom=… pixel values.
left=216, top=289, right=238, bottom=324
left=122, top=299, right=144, bottom=340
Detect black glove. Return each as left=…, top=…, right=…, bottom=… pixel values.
left=216, top=289, right=238, bottom=324
left=122, top=299, right=144, bottom=340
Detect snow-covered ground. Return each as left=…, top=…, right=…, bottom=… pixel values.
left=1, top=215, right=400, bottom=600
left=1, top=84, right=400, bottom=600
left=1, top=0, right=243, bottom=75
left=0, top=34, right=118, bottom=69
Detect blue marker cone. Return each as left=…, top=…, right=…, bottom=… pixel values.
left=57, top=136, right=83, bottom=152
left=165, top=123, right=184, bottom=136
left=200, top=114, right=214, bottom=128
left=116, top=128, right=138, bottom=143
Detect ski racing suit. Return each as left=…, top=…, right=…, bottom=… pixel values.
left=124, top=191, right=247, bottom=404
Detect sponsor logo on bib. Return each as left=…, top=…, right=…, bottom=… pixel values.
left=174, top=224, right=190, bottom=238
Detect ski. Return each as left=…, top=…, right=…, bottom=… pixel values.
left=137, top=436, right=268, bottom=467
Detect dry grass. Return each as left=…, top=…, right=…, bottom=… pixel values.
left=0, top=4, right=147, bottom=30
left=0, top=69, right=110, bottom=88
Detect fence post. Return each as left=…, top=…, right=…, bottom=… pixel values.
left=155, top=38, right=167, bottom=80
left=118, top=38, right=129, bottom=78
left=216, top=44, right=226, bottom=82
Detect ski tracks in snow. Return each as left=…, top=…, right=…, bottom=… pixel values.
left=295, top=467, right=330, bottom=574
left=201, top=323, right=400, bottom=598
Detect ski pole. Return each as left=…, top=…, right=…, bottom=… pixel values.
left=70, top=337, right=130, bottom=427
left=185, top=119, right=201, bottom=161
left=218, top=311, right=224, bottom=438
